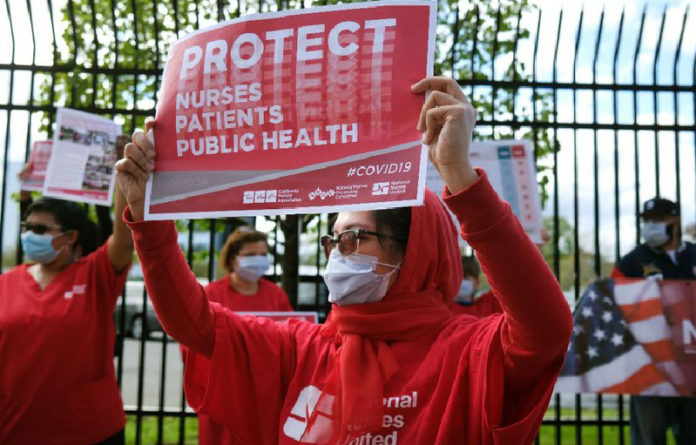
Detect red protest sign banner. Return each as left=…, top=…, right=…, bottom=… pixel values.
left=20, top=141, right=52, bottom=192
left=145, top=0, right=436, bottom=220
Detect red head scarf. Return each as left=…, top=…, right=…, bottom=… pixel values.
left=316, top=188, right=463, bottom=442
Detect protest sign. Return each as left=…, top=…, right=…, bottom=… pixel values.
left=43, top=108, right=121, bottom=206
left=426, top=139, right=543, bottom=245
left=20, top=140, right=52, bottom=192
left=237, top=311, right=319, bottom=323
left=556, top=278, right=696, bottom=397
left=146, top=0, right=436, bottom=220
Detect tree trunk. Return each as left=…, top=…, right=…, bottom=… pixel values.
left=280, top=214, right=300, bottom=308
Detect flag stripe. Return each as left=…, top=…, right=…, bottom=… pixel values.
left=642, top=340, right=678, bottom=363
left=556, top=345, right=654, bottom=393
left=600, top=363, right=668, bottom=394
left=614, top=280, right=660, bottom=306
left=629, top=316, right=672, bottom=344
left=620, top=299, right=664, bottom=323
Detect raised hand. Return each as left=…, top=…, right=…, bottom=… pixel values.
left=411, top=77, right=479, bottom=194
left=116, top=118, right=155, bottom=221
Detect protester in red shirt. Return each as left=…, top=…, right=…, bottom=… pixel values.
left=206, top=226, right=292, bottom=312
left=0, top=191, right=133, bottom=444
left=195, top=226, right=293, bottom=444
left=117, top=77, right=573, bottom=444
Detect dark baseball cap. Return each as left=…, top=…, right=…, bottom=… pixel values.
left=639, top=197, right=679, bottom=218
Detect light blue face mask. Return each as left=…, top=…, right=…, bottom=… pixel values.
left=323, top=249, right=400, bottom=306
left=20, top=231, right=63, bottom=264
left=643, top=221, right=671, bottom=248
left=236, top=255, right=270, bottom=282
left=454, top=279, right=476, bottom=305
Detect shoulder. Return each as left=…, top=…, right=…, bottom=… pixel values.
left=0, top=264, right=28, bottom=282
left=206, top=276, right=229, bottom=290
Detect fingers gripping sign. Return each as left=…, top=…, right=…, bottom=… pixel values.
left=116, top=118, right=157, bottom=221
left=411, top=77, right=479, bottom=195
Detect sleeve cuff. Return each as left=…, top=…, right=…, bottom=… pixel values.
left=122, top=206, right=178, bottom=252
left=441, top=168, right=509, bottom=236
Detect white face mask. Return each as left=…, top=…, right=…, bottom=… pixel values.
left=236, top=255, right=270, bottom=282
left=323, top=249, right=400, bottom=306
left=643, top=221, right=671, bottom=248
left=454, top=279, right=476, bottom=304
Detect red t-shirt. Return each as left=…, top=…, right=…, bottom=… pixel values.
left=0, top=243, right=129, bottom=444
left=127, top=171, right=572, bottom=444
left=450, top=290, right=503, bottom=317
left=206, top=276, right=293, bottom=312
left=197, top=276, right=293, bottom=444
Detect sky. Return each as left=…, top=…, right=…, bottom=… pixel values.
left=0, top=0, right=695, bottom=270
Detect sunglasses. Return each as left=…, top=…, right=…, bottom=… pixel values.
left=20, top=222, right=63, bottom=235
left=320, top=229, right=404, bottom=259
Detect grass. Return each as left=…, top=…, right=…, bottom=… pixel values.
left=125, top=415, right=198, bottom=445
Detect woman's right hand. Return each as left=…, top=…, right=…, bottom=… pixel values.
left=116, top=118, right=156, bottom=221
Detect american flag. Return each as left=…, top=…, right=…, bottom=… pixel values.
left=555, top=278, right=696, bottom=396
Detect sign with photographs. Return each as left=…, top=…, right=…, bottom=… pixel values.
left=43, top=108, right=122, bottom=206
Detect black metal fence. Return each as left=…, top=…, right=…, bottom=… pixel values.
left=1, top=1, right=695, bottom=444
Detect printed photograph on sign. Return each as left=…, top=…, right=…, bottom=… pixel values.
left=145, top=0, right=436, bottom=220
left=20, top=141, right=53, bottom=192
left=43, top=108, right=122, bottom=206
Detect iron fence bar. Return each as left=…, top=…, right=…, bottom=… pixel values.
left=0, top=0, right=16, bottom=268
left=673, top=7, right=689, bottom=207
left=152, top=0, right=162, bottom=103
left=550, top=10, right=562, bottom=444
left=490, top=5, right=500, bottom=138
left=180, top=220, right=196, bottom=442
left=592, top=9, right=604, bottom=285
left=16, top=0, right=38, bottom=265
left=67, top=0, right=78, bottom=107
left=633, top=8, right=647, bottom=245
left=46, top=0, right=58, bottom=133
left=572, top=8, right=584, bottom=445
left=612, top=11, right=628, bottom=444
left=89, top=0, right=98, bottom=108
left=652, top=9, right=667, bottom=197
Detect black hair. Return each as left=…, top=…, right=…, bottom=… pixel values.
left=372, top=207, right=411, bottom=262
left=24, top=198, right=97, bottom=256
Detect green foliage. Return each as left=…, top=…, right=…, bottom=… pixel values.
left=435, top=0, right=558, bottom=207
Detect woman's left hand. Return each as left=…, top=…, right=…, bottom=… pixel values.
left=411, top=76, right=479, bottom=194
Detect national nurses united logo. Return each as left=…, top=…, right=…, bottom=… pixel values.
left=283, top=385, right=335, bottom=444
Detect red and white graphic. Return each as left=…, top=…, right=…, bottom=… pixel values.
left=282, top=385, right=334, bottom=443
left=146, top=0, right=436, bottom=220
left=20, top=141, right=53, bottom=192
left=43, top=108, right=122, bottom=206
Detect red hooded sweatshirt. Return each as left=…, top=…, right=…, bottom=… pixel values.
left=126, top=170, right=572, bottom=445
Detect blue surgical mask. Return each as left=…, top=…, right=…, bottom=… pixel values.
left=236, top=255, right=270, bottom=282
left=643, top=221, right=671, bottom=248
left=323, top=249, right=400, bottom=306
left=21, top=231, right=63, bottom=264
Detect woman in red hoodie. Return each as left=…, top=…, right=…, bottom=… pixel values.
left=117, top=77, right=572, bottom=444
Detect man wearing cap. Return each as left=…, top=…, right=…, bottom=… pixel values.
left=612, top=197, right=696, bottom=445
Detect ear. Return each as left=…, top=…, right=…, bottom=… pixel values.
left=65, top=229, right=79, bottom=247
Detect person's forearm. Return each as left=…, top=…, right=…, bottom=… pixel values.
left=107, top=188, right=134, bottom=272
left=124, top=208, right=215, bottom=357
left=444, top=171, right=573, bottom=353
